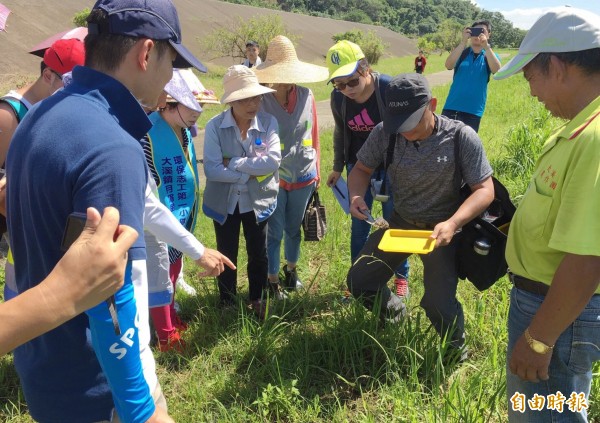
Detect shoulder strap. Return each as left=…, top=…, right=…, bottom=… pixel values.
left=453, top=48, right=471, bottom=79
left=341, top=94, right=346, bottom=127
left=380, top=133, right=396, bottom=195
left=341, top=94, right=351, bottom=163
left=453, top=122, right=467, bottom=190
left=373, top=73, right=386, bottom=118
left=384, top=133, right=396, bottom=173
left=483, top=50, right=492, bottom=82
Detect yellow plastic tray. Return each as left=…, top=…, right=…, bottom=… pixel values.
left=378, top=229, right=435, bottom=254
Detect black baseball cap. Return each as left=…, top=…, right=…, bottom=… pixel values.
left=383, top=73, right=432, bottom=134
left=88, top=0, right=206, bottom=72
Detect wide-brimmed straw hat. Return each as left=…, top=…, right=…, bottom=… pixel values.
left=220, top=65, right=275, bottom=104
left=254, top=35, right=329, bottom=84
left=166, top=68, right=220, bottom=105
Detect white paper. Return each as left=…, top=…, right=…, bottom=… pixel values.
left=331, top=177, right=350, bottom=214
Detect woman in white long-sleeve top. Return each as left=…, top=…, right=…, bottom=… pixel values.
left=203, top=65, right=282, bottom=319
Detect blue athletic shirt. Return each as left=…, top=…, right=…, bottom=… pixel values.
left=6, top=66, right=155, bottom=423
left=443, top=47, right=498, bottom=117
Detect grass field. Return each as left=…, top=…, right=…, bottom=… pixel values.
left=2, top=55, right=598, bottom=423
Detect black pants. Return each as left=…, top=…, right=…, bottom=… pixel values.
left=441, top=109, right=481, bottom=133
left=213, top=206, right=268, bottom=302
left=346, top=212, right=464, bottom=348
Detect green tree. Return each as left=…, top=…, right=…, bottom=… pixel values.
left=436, top=18, right=463, bottom=52
left=201, top=14, right=298, bottom=62
left=72, top=8, right=90, bottom=27
left=342, top=10, right=372, bottom=24
left=477, top=10, right=526, bottom=48
left=332, top=29, right=387, bottom=65
left=417, top=35, right=440, bottom=55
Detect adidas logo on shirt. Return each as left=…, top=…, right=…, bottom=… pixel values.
left=347, top=108, right=376, bottom=132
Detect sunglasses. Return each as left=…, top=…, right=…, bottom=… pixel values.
left=334, top=76, right=361, bottom=91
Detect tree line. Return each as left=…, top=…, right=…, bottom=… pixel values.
left=223, top=0, right=526, bottom=48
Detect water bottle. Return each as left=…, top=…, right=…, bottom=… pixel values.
left=253, top=138, right=267, bottom=157
left=473, top=237, right=491, bottom=255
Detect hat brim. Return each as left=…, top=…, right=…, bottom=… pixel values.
left=167, top=94, right=220, bottom=107
left=328, top=61, right=360, bottom=83
left=494, top=53, right=537, bottom=80
left=197, top=95, right=220, bottom=105
left=383, top=103, right=429, bottom=134
left=254, top=61, right=329, bottom=84
left=221, top=84, right=275, bottom=104
left=170, top=41, right=207, bottom=73
left=165, top=93, right=203, bottom=113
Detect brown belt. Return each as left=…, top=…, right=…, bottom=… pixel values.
left=508, top=272, right=550, bottom=296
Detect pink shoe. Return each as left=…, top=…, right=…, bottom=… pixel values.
left=394, top=277, right=410, bottom=299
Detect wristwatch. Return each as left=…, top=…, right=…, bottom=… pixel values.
left=524, top=328, right=554, bottom=354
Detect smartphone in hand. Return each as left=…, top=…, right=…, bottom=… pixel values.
left=61, top=212, right=87, bottom=252
left=61, top=211, right=121, bottom=335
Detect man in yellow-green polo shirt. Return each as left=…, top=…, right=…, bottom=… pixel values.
left=494, top=7, right=600, bottom=423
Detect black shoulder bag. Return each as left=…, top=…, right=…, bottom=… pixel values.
left=454, top=127, right=516, bottom=291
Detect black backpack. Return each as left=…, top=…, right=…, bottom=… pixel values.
left=453, top=127, right=516, bottom=291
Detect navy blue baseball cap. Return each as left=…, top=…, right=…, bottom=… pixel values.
left=88, top=0, right=207, bottom=73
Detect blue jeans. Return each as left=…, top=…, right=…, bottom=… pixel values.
left=347, top=163, right=409, bottom=279
left=441, top=109, right=481, bottom=133
left=507, top=287, right=600, bottom=422
left=267, top=183, right=315, bottom=275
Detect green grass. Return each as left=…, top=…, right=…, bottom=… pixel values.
left=3, top=59, right=599, bottom=423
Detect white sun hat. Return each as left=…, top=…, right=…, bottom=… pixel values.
left=495, top=6, right=600, bottom=80
left=164, top=69, right=203, bottom=113
left=176, top=68, right=220, bottom=105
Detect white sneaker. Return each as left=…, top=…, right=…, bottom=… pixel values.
left=176, top=273, right=197, bottom=296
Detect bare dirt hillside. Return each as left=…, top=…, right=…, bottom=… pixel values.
left=0, top=0, right=417, bottom=75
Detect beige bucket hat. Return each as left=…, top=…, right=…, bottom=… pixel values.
left=220, top=65, right=275, bottom=104
left=254, top=35, right=329, bottom=84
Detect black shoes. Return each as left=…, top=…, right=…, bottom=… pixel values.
left=282, top=265, right=303, bottom=291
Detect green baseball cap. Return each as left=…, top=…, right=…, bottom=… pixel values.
left=326, top=40, right=365, bottom=82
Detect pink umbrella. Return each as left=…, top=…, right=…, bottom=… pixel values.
left=29, top=26, right=88, bottom=57
left=0, top=3, right=10, bottom=32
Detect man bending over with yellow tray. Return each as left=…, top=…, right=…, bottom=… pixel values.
left=346, top=73, right=494, bottom=361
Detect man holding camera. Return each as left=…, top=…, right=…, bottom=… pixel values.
left=346, top=73, right=494, bottom=360
left=442, top=20, right=501, bottom=133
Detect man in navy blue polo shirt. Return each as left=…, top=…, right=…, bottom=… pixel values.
left=5, top=1, right=206, bottom=422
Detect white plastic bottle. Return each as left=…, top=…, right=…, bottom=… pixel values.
left=253, top=138, right=267, bottom=157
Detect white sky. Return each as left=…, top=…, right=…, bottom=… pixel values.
left=471, top=1, right=600, bottom=29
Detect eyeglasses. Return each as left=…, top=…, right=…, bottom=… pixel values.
left=238, top=95, right=263, bottom=105
left=334, top=76, right=361, bottom=91
left=51, top=70, right=63, bottom=81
